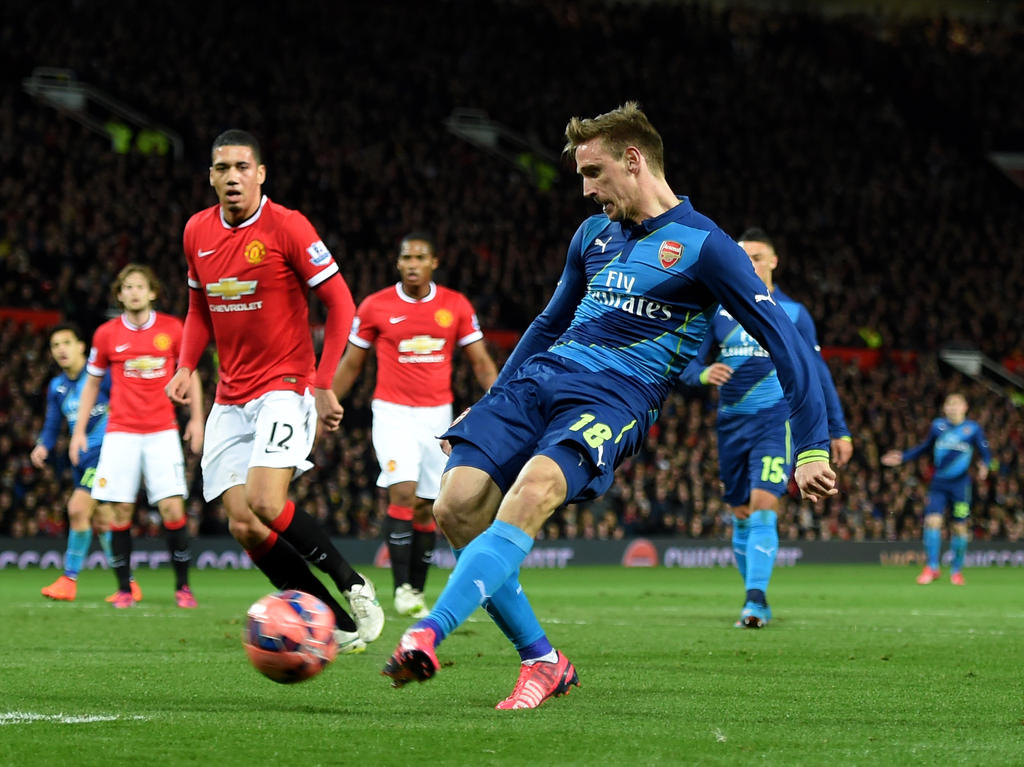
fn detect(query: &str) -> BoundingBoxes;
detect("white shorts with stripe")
[371,399,452,500]
[201,389,316,502]
[91,429,187,504]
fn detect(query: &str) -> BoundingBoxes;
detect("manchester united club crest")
[434,309,454,328]
[244,240,266,265]
[658,240,683,269]
[153,333,172,351]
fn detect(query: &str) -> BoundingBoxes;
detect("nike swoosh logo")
[388,316,407,324]
[198,248,216,257]
[115,344,130,352]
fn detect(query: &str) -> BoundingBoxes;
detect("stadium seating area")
[2,1,1021,541]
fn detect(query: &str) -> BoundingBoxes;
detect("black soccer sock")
[410,523,437,593]
[110,525,133,592]
[384,511,414,591]
[247,532,357,632]
[267,501,361,593]
[164,518,192,590]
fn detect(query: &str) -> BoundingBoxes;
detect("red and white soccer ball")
[243,590,338,684]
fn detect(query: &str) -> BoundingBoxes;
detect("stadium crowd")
[2,1,1022,542]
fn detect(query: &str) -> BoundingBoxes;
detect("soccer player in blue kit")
[32,324,123,601]
[382,102,838,708]
[882,392,991,586]
[681,228,853,628]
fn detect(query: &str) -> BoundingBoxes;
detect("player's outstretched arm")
[880,449,903,467]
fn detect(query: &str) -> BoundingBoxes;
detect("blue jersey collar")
[623,196,692,240]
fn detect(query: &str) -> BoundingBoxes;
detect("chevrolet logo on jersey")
[124,355,168,379]
[398,335,446,355]
[207,277,258,300]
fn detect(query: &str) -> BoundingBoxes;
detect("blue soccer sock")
[745,510,778,605]
[415,520,533,647]
[99,530,113,565]
[950,533,968,573]
[451,545,550,660]
[923,525,941,570]
[63,529,92,579]
[732,515,750,581]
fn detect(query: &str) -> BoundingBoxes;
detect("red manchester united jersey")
[183,195,340,404]
[350,282,484,407]
[86,312,181,433]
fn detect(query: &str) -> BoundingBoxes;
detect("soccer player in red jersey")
[165,129,383,652]
[332,233,497,617]
[69,264,204,608]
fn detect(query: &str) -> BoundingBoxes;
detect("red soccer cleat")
[495,651,580,710]
[109,590,136,609]
[950,571,966,586]
[42,575,77,601]
[106,579,143,603]
[381,627,439,688]
[916,566,940,585]
[175,585,198,608]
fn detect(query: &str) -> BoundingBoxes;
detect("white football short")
[371,399,452,500]
[201,389,316,502]
[91,429,187,504]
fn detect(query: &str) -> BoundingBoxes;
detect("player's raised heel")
[381,627,439,688]
[739,601,771,629]
[495,650,580,710]
[345,574,385,643]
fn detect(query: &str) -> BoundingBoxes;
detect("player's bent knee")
[228,515,268,549]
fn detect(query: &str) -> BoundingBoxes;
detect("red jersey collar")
[219,194,269,229]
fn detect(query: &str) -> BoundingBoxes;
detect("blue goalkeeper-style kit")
[681,287,849,504]
[903,418,991,520]
[37,369,111,490]
[445,198,830,501]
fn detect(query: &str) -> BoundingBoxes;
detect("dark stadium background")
[2,0,1022,549]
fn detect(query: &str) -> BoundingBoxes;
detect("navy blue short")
[716,413,792,506]
[443,354,658,503]
[925,478,972,519]
[73,444,102,492]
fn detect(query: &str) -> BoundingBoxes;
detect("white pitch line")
[0,712,147,726]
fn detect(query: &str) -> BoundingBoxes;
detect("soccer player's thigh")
[201,401,256,503]
[746,425,792,503]
[714,420,756,509]
[91,432,144,504]
[538,396,648,503]
[417,403,454,500]
[139,429,188,503]
[250,390,317,471]
[950,483,971,526]
[923,485,952,519]
[370,400,445,491]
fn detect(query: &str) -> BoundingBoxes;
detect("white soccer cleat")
[334,628,367,655]
[394,583,430,619]
[344,574,385,643]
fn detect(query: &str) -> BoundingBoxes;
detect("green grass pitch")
[1,564,1021,766]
